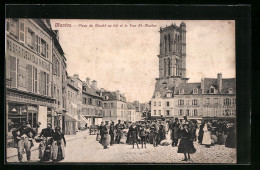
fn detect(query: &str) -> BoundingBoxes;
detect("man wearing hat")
[115,120,125,144]
[38,123,54,161]
[109,121,116,145]
[99,122,104,144]
[153,120,160,147]
[12,121,37,162]
[171,118,181,147]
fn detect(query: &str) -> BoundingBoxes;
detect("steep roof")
[175,83,202,95]
[221,78,236,93]
[153,81,174,98]
[127,102,136,110]
[82,83,102,98]
[102,91,117,100]
[203,78,236,94]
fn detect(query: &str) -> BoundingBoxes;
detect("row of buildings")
[150,22,236,120]
[5,19,148,147]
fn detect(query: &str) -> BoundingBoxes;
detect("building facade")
[6,19,58,146]
[81,78,103,127]
[51,29,67,131]
[102,90,127,122]
[151,22,236,120]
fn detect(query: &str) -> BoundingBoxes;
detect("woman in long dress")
[202,121,212,148]
[101,122,111,149]
[51,127,66,162]
[225,123,236,148]
[177,123,196,161]
[130,124,139,149]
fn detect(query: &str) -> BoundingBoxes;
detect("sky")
[50,20,235,103]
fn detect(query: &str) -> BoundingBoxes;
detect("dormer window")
[105,96,109,100]
[228,88,233,94]
[193,88,198,94]
[166,93,172,98]
[179,89,184,94]
[155,92,161,98]
[210,86,215,94]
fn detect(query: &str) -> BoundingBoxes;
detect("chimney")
[91,80,97,89]
[201,78,204,94]
[86,77,91,87]
[217,73,222,93]
[100,88,104,96]
[116,90,120,100]
[73,74,79,79]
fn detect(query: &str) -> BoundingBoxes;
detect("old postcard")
[5,19,236,163]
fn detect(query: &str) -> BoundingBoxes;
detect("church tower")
[152,22,189,99]
[158,22,187,78]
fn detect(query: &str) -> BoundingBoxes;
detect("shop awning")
[79,115,88,123]
[65,113,80,122]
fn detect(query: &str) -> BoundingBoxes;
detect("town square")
[5,18,236,163]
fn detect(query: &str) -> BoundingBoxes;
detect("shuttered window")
[39,71,44,95]
[26,64,32,92]
[19,20,25,43]
[33,67,37,93]
[46,73,49,96]
[46,43,49,58]
[9,56,17,87]
[37,36,41,54]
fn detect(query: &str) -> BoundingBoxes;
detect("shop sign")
[28,105,37,111]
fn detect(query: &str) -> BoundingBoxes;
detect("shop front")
[6,88,54,148]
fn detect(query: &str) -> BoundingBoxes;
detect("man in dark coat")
[115,120,125,144]
[12,121,37,162]
[38,123,54,161]
[99,122,104,144]
[153,120,160,147]
[109,121,115,145]
[171,118,181,147]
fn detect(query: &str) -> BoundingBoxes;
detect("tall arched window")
[164,36,167,54]
[168,58,171,76]
[164,59,167,76]
[168,34,171,53]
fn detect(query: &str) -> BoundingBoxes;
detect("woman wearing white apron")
[202,121,212,148]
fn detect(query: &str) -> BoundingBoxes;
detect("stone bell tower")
[158,22,187,79]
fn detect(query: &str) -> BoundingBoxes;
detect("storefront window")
[8,103,27,132]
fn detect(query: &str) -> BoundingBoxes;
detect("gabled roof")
[153,82,174,98]
[127,102,136,110]
[82,83,102,98]
[203,78,218,93]
[175,83,202,95]
[203,78,236,94]
[221,78,236,94]
[102,91,117,100]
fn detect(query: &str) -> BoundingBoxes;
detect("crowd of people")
[96,116,236,161]
[12,121,66,163]
[11,116,236,163]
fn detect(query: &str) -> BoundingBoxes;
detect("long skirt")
[177,138,196,154]
[202,131,211,145]
[38,138,52,161]
[149,132,154,144]
[51,140,65,161]
[218,132,226,145]
[225,132,236,148]
[102,134,111,147]
[198,131,204,143]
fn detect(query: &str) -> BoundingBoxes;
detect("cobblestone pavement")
[7,133,236,164]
